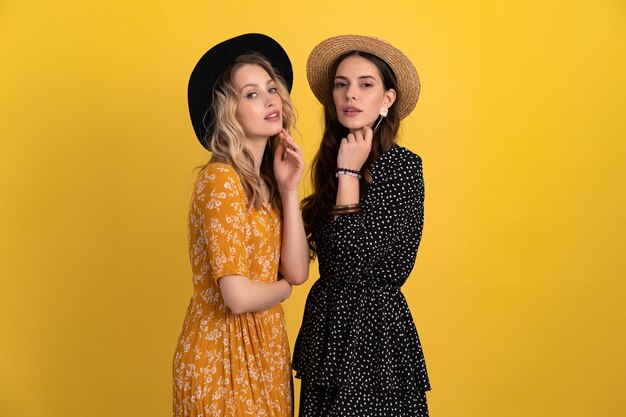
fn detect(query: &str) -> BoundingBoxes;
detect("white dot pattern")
[293,146,430,416]
[300,380,429,417]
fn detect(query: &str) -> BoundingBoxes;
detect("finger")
[274,139,285,159]
[365,126,374,146]
[279,128,301,155]
[354,129,364,142]
[347,133,356,143]
[362,126,373,145]
[281,142,288,160]
[282,132,300,148]
[280,128,294,142]
[283,147,305,165]
[290,141,303,155]
[281,132,302,153]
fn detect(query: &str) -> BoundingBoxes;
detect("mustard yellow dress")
[173,163,292,417]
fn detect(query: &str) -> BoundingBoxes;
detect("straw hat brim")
[188,33,293,149]
[306,35,419,120]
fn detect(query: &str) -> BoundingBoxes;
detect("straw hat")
[306,35,419,120]
[188,33,293,149]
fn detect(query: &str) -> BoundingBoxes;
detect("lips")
[342,106,362,116]
[265,111,281,121]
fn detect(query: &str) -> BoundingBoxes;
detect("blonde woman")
[173,34,309,417]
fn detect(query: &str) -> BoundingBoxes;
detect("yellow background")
[1,0,625,416]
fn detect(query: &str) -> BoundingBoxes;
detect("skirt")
[299,379,429,417]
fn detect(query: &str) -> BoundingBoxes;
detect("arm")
[219,275,292,314]
[335,127,373,207]
[279,189,309,284]
[333,148,424,277]
[201,164,294,314]
[274,129,309,285]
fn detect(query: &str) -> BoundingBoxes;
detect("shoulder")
[201,162,235,178]
[374,146,423,178]
[196,162,245,197]
[200,163,240,186]
[390,146,422,166]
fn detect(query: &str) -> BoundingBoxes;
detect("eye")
[361,82,373,88]
[334,81,347,88]
[246,91,258,99]
[268,87,278,94]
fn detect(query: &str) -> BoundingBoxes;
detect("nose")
[266,95,276,107]
[345,86,357,101]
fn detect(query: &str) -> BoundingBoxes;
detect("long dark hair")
[301,51,401,254]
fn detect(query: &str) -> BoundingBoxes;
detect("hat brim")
[306,35,419,120]
[188,33,293,149]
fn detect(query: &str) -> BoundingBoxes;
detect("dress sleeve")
[199,165,250,283]
[331,151,424,278]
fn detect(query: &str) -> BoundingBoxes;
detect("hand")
[336,126,372,171]
[273,129,305,193]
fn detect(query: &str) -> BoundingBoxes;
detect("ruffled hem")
[298,379,429,417]
[292,279,431,392]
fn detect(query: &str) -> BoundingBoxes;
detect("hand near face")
[273,129,305,193]
[336,126,373,171]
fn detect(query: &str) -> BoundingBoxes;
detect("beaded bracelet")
[335,167,362,180]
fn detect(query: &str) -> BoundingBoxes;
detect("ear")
[383,88,397,109]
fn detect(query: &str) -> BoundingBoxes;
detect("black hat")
[188,33,293,149]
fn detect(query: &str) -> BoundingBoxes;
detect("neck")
[244,136,270,174]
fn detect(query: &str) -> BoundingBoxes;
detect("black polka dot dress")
[293,146,431,417]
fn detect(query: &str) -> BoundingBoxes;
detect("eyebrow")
[239,78,275,93]
[334,75,377,81]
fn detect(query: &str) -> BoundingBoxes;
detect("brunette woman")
[293,35,431,417]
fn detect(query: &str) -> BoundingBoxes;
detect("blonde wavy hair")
[201,53,296,212]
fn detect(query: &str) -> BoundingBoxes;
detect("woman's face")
[232,64,283,140]
[332,55,396,132]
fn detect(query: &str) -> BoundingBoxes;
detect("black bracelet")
[335,167,362,179]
